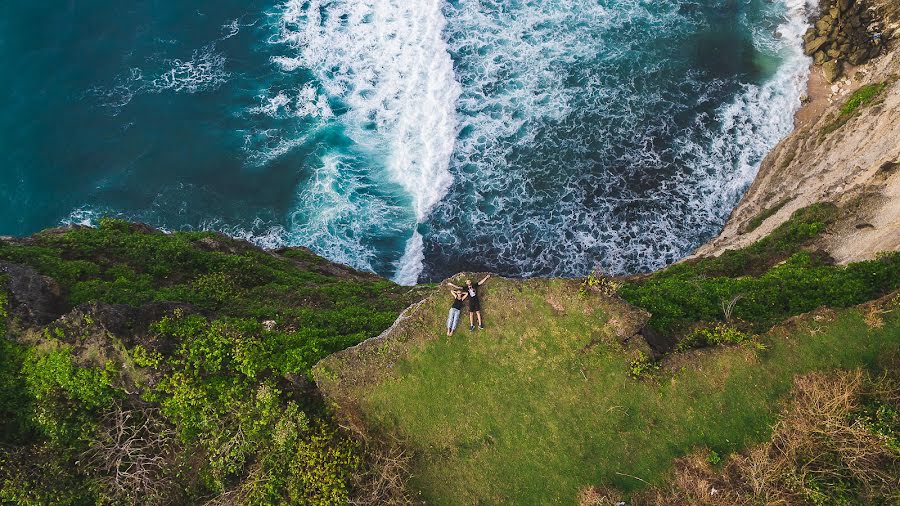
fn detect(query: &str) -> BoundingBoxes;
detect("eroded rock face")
[1,261,67,326]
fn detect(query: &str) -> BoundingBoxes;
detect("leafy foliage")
[0,221,418,504]
[579,270,621,298]
[628,351,660,379]
[676,324,752,352]
[620,204,900,339]
[743,199,789,234]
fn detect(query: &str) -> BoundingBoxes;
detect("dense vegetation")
[0,220,419,505]
[620,203,900,341]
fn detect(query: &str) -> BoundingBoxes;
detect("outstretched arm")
[478,274,491,286]
[447,282,462,289]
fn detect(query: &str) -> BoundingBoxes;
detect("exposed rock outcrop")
[1,261,67,326]
[803,0,888,82]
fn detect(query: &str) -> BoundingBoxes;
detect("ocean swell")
[269,0,461,284]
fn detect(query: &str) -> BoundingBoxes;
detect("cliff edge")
[696,0,900,263]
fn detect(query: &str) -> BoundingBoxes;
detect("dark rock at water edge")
[1,261,67,326]
[803,0,888,82]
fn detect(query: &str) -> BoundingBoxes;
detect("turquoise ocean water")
[0,0,816,283]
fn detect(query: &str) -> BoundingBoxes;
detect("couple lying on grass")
[446,274,491,335]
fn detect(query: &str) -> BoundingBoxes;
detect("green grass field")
[315,279,900,504]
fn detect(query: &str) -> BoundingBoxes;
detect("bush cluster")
[0,221,416,504]
[675,324,752,352]
[620,204,900,341]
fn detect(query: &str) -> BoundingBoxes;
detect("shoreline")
[795,60,864,128]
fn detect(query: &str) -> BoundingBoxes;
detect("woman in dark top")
[446,290,467,336]
[449,274,491,331]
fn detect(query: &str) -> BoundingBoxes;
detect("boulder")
[822,60,843,83]
[827,48,843,59]
[1,261,67,326]
[816,17,834,33]
[815,50,828,64]
[805,36,830,55]
[804,27,817,43]
[838,0,852,12]
[848,47,870,65]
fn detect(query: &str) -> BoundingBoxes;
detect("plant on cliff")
[823,80,891,135]
[620,204,900,340]
[0,221,418,504]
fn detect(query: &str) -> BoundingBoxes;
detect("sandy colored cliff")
[696,0,900,263]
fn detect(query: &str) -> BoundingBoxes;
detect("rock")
[804,27,817,42]
[829,7,839,19]
[848,47,870,65]
[827,48,843,59]
[849,15,861,28]
[839,43,852,54]
[838,0,852,12]
[823,60,843,83]
[815,50,828,64]
[1,261,67,326]
[816,17,833,34]
[805,36,830,55]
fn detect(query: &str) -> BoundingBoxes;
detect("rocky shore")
[803,0,889,82]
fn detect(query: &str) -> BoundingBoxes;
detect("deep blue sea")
[0,0,815,284]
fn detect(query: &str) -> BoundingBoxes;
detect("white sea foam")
[287,154,411,273]
[419,0,816,278]
[151,44,229,93]
[681,0,815,209]
[269,0,461,284]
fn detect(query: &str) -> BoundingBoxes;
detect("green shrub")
[744,199,789,233]
[21,347,117,445]
[620,204,900,337]
[629,351,660,379]
[676,324,752,352]
[579,270,621,298]
[823,81,890,135]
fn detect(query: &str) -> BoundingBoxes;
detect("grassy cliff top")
[315,278,899,504]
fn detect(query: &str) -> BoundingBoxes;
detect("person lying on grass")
[446,290,468,336]
[449,274,491,331]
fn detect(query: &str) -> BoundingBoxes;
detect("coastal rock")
[805,36,830,55]
[849,48,870,64]
[816,17,833,33]
[1,261,67,326]
[815,50,828,64]
[822,60,843,83]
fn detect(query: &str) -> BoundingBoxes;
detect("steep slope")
[695,0,900,263]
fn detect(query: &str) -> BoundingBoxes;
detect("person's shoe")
[479,324,485,330]
[470,325,476,331]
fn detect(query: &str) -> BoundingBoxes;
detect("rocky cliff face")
[696,0,900,263]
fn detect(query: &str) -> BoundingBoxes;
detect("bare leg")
[476,311,483,327]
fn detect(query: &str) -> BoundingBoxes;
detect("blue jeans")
[447,308,461,333]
